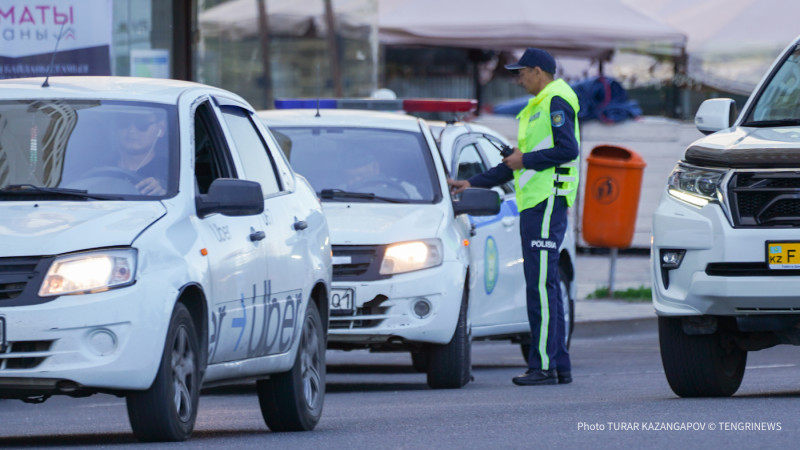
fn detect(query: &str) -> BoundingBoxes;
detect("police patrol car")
[0,77,331,441]
[259,99,576,388]
[652,35,800,397]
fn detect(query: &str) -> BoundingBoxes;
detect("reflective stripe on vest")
[513,79,581,210]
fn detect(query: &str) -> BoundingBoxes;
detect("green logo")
[484,237,499,294]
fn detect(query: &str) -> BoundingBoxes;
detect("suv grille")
[332,245,389,281]
[0,340,54,370]
[728,172,800,227]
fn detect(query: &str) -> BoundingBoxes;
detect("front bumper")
[652,193,800,316]
[328,261,466,346]
[0,280,174,395]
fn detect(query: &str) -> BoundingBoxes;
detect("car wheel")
[659,316,746,397]
[410,348,429,373]
[257,300,325,431]
[426,288,471,389]
[126,303,200,442]
[519,266,574,363]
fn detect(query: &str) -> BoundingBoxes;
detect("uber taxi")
[259,99,576,388]
[0,77,331,441]
[652,35,800,397]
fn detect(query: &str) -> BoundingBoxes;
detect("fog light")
[88,329,117,356]
[660,249,686,269]
[412,298,432,318]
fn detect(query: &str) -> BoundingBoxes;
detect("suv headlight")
[39,248,137,297]
[667,163,726,207]
[380,239,443,275]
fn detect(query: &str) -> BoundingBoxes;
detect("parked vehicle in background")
[0,77,331,441]
[259,99,576,388]
[652,35,800,397]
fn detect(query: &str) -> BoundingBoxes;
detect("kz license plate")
[0,317,5,353]
[767,242,800,269]
[330,288,355,314]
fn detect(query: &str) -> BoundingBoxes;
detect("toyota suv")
[652,35,800,397]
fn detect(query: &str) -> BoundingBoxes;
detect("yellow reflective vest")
[514,79,581,210]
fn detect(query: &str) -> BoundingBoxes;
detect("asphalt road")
[1,327,798,449]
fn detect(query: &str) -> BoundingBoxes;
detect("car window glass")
[218,105,281,196]
[194,101,236,194]
[750,46,800,122]
[0,100,177,199]
[272,126,439,203]
[455,144,487,181]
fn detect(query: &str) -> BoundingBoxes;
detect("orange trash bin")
[581,145,646,248]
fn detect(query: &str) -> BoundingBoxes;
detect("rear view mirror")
[695,98,737,135]
[196,178,264,218]
[453,188,501,216]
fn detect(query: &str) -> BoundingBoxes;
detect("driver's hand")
[447,178,470,195]
[136,177,166,196]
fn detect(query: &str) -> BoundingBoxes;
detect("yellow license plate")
[767,242,800,269]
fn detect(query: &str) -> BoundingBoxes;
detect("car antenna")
[315,63,322,117]
[42,22,67,88]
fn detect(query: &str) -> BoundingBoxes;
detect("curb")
[573,316,657,339]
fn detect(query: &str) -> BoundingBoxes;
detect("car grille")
[332,245,389,281]
[0,340,54,370]
[728,171,800,227]
[0,257,43,301]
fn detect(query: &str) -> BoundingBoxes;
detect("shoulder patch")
[550,110,565,128]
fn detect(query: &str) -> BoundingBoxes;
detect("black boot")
[512,369,557,386]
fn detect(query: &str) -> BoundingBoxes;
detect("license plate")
[331,288,355,315]
[0,317,5,353]
[767,241,800,269]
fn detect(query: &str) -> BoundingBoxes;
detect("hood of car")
[322,202,444,245]
[0,202,166,256]
[684,126,800,168]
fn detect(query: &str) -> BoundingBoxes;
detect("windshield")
[745,45,800,125]
[271,126,440,203]
[0,100,178,200]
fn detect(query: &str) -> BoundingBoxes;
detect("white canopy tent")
[622,0,800,95]
[378,0,687,60]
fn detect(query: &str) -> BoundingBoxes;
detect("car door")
[213,99,308,361]
[452,134,527,332]
[189,99,270,364]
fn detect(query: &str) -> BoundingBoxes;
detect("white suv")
[652,36,800,397]
[260,100,576,388]
[0,77,331,441]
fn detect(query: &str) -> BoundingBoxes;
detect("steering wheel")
[349,178,410,199]
[64,166,144,195]
[82,166,144,184]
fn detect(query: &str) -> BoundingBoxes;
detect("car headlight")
[379,239,443,275]
[39,248,137,297]
[667,163,726,207]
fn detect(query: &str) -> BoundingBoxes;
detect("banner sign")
[0,1,113,79]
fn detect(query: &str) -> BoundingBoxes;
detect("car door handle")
[293,220,308,231]
[249,230,266,241]
[502,217,515,227]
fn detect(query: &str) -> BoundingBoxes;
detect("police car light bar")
[274,98,477,113]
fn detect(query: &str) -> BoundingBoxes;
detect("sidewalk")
[572,252,657,337]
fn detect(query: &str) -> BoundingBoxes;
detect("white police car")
[652,35,800,397]
[0,77,331,441]
[259,99,576,388]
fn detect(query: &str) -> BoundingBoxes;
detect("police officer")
[448,48,580,386]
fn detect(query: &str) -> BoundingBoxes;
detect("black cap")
[505,48,556,74]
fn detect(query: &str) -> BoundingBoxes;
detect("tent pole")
[256,0,273,109]
[324,0,343,97]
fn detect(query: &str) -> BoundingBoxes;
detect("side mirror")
[196,178,264,218]
[453,188,501,216]
[695,98,737,135]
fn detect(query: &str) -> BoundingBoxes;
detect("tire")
[410,348,429,373]
[257,300,325,431]
[126,303,200,442]
[658,316,747,397]
[520,266,574,363]
[426,288,471,389]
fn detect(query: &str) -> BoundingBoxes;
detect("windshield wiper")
[742,119,800,127]
[0,184,123,200]
[319,188,406,203]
